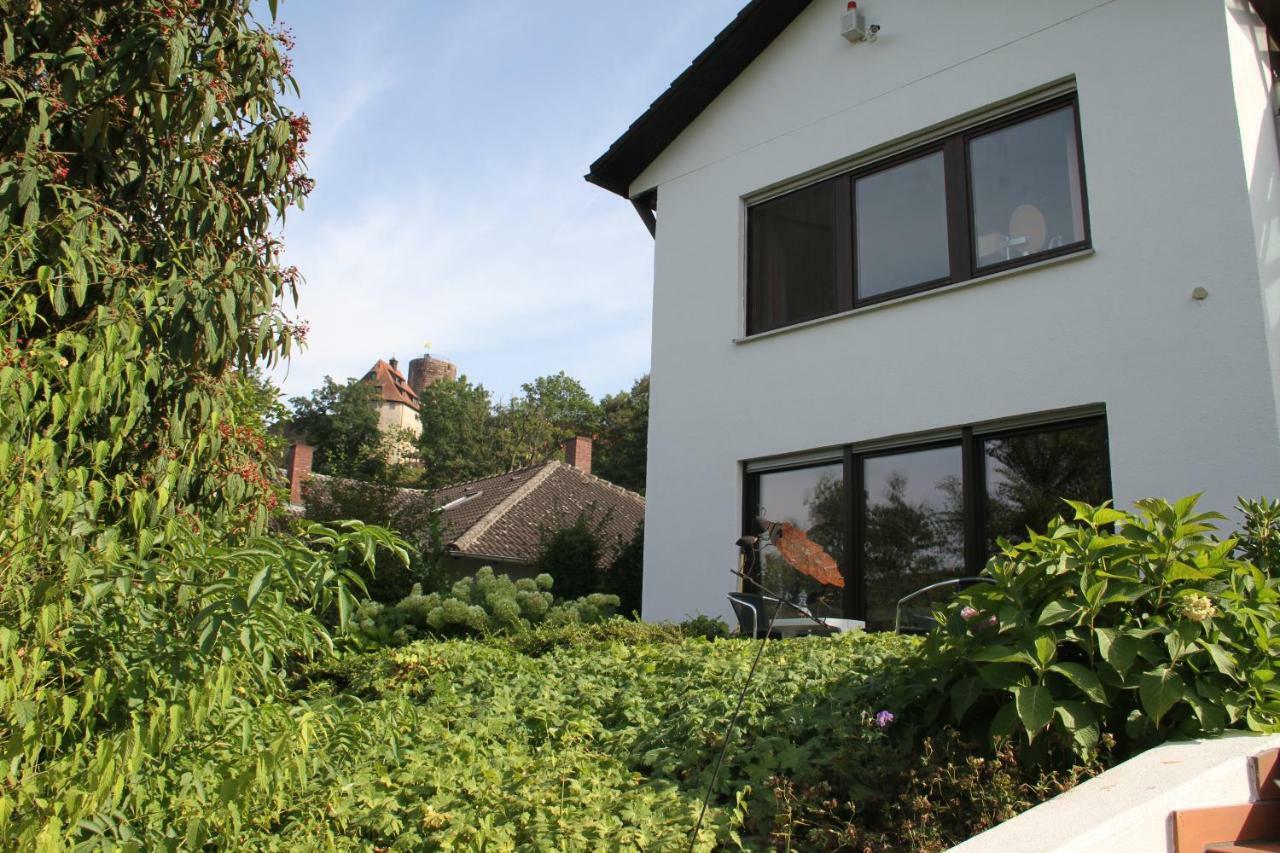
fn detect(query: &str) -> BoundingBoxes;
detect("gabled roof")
[585,0,812,199]
[588,0,1280,201]
[363,359,420,411]
[433,461,645,566]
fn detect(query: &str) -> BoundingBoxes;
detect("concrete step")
[1204,843,1280,852]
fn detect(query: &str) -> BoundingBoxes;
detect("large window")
[746,96,1089,335]
[744,415,1111,628]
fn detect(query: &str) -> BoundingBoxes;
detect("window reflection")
[753,463,845,617]
[862,446,964,630]
[983,421,1111,552]
[748,179,839,334]
[856,151,949,299]
[969,106,1085,269]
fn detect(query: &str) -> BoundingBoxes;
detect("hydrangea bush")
[350,566,621,645]
[922,496,1280,762]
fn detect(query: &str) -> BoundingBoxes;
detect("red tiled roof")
[433,461,645,566]
[363,359,420,411]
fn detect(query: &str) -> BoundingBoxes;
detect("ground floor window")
[745,415,1111,629]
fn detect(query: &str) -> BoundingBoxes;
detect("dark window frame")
[742,412,1110,623]
[746,94,1090,335]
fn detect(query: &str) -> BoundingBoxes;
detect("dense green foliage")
[535,512,606,600]
[291,627,1100,850]
[605,521,644,616]
[416,373,498,490]
[289,376,386,478]
[0,1,408,845]
[595,373,648,493]
[303,474,447,604]
[415,370,647,490]
[924,497,1280,763]
[350,566,620,646]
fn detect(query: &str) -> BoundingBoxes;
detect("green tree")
[603,521,644,617]
[290,375,385,478]
[417,374,500,489]
[0,1,403,844]
[303,476,446,603]
[492,371,600,471]
[595,374,648,492]
[535,513,606,601]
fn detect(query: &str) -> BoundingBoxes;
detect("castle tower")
[407,354,458,395]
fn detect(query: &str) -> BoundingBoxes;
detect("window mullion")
[962,427,983,574]
[845,447,864,621]
[944,135,973,284]
[836,175,854,312]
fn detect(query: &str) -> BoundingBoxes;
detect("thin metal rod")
[688,549,781,851]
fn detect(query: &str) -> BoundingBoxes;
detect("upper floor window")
[746,95,1089,335]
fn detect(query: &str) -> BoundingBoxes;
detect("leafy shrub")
[535,512,606,600]
[923,496,1280,763]
[0,2,425,845]
[1237,496,1280,572]
[304,474,448,604]
[294,630,923,848]
[768,728,1110,851]
[350,566,620,645]
[604,520,644,616]
[679,613,733,640]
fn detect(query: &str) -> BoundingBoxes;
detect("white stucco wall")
[637,0,1280,622]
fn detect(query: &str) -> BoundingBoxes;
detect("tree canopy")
[594,374,648,493]
[289,375,385,478]
[0,1,402,844]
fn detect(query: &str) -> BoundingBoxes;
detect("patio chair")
[726,592,783,639]
[893,577,996,634]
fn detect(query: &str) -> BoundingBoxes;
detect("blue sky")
[266,0,744,403]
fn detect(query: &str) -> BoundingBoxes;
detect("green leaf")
[1049,662,1107,704]
[970,645,1036,666]
[1013,684,1054,738]
[1139,667,1185,726]
[977,663,1031,690]
[1054,700,1100,749]
[1200,641,1238,678]
[1033,633,1058,669]
[990,700,1019,741]
[1037,599,1081,627]
[1097,628,1137,674]
[951,677,984,721]
[246,566,270,608]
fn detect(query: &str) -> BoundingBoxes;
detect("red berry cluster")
[284,114,310,171]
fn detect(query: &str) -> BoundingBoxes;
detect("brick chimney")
[285,442,314,506]
[561,436,592,475]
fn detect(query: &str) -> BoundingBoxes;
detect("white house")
[587,0,1280,625]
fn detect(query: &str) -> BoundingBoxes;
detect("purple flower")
[960,606,979,620]
[874,710,895,729]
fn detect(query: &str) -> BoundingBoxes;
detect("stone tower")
[407,354,458,395]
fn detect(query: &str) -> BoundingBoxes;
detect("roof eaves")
[585,0,812,199]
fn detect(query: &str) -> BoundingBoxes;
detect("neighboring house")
[361,354,457,464]
[587,1,1280,625]
[362,357,422,441]
[285,436,645,579]
[433,437,645,578]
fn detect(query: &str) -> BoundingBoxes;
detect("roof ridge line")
[431,463,542,494]
[557,461,646,503]
[452,461,558,551]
